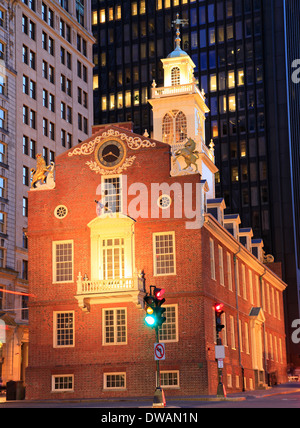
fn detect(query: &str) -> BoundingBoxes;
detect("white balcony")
[151,82,203,99]
[75,272,145,311]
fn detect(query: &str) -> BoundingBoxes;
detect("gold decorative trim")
[68,136,102,157]
[86,156,136,175]
[68,129,156,158]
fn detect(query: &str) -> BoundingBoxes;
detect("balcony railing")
[151,82,204,99]
[76,272,145,296]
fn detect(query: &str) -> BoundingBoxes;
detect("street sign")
[217,359,224,369]
[154,343,165,361]
[215,345,225,360]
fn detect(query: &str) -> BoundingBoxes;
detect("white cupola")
[149,15,218,199]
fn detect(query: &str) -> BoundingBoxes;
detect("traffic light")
[214,303,225,333]
[154,288,166,327]
[144,287,166,329]
[144,294,157,327]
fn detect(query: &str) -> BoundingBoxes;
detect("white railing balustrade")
[151,83,203,99]
[76,272,144,295]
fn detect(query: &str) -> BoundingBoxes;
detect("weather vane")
[172,14,189,48]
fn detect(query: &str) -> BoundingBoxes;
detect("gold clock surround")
[94,137,127,170]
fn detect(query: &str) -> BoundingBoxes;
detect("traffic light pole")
[153,325,166,408]
[216,332,226,398]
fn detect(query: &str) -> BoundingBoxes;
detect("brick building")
[26,31,287,399]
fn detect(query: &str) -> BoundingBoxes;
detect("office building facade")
[0,0,94,387]
[92,0,300,366]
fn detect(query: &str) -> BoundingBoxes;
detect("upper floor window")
[162,110,187,145]
[101,176,122,214]
[171,67,180,86]
[102,238,125,280]
[52,240,73,283]
[0,9,5,29]
[0,41,5,61]
[153,232,176,276]
[76,0,84,26]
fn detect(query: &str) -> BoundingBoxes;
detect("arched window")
[171,67,180,86]
[162,110,187,144]
[162,113,174,144]
[175,111,187,143]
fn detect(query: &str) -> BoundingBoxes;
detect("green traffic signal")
[144,287,167,329]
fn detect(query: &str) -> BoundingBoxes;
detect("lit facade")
[26,40,287,399]
[92,0,300,368]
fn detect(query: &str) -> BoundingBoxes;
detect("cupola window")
[162,110,187,145]
[171,67,180,86]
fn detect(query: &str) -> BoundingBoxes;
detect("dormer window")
[171,67,180,86]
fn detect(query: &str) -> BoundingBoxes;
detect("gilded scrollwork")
[86,156,136,175]
[68,129,156,158]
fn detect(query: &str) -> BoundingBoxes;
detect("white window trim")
[227,252,233,291]
[159,304,178,343]
[210,238,216,280]
[103,372,126,390]
[153,231,176,276]
[52,240,74,284]
[51,374,74,392]
[218,245,224,286]
[160,370,180,389]
[100,174,123,215]
[53,310,75,348]
[102,307,127,346]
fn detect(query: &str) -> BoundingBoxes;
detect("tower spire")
[172,14,188,50]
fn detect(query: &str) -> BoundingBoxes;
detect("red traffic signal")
[154,288,165,301]
[214,303,224,314]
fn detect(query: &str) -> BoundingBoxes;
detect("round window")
[54,205,68,219]
[157,195,172,210]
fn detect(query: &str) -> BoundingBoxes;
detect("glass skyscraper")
[92,0,300,366]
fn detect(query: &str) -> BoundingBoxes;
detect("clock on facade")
[95,138,126,170]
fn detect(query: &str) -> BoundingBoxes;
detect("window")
[0,108,6,130]
[227,252,232,291]
[162,110,187,145]
[54,311,74,347]
[171,67,180,86]
[0,211,6,234]
[159,305,177,342]
[103,308,126,345]
[102,176,122,213]
[23,197,28,216]
[160,371,179,388]
[104,373,126,390]
[21,294,28,320]
[0,141,6,164]
[0,9,5,28]
[210,238,215,280]
[102,238,124,280]
[153,232,176,276]
[53,241,73,283]
[218,245,224,286]
[52,375,74,392]
[230,315,236,349]
[23,166,29,186]
[0,176,6,199]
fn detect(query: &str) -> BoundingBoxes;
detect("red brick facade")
[26,125,287,400]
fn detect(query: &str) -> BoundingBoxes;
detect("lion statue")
[30,154,52,189]
[173,138,200,172]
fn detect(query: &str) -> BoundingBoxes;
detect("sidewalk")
[0,382,299,405]
[228,381,300,399]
